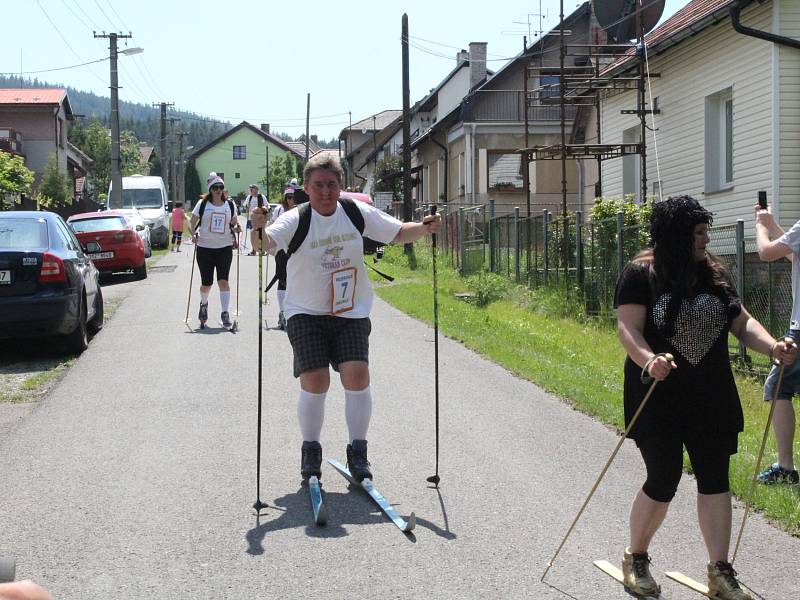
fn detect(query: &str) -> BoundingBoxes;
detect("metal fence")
[436,201,793,375]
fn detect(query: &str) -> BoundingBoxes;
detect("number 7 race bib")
[330,267,357,314]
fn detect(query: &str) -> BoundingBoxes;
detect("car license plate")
[0,270,10,284]
[88,251,114,260]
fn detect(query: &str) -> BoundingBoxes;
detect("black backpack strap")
[338,197,365,235]
[194,199,207,233]
[287,202,312,257]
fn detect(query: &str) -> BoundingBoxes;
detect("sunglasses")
[210,185,224,191]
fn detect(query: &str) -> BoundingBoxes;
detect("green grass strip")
[374,244,800,535]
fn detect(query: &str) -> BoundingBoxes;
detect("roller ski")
[301,442,327,526]
[666,562,753,600]
[594,550,664,599]
[198,301,208,329]
[328,440,415,533]
[220,311,238,333]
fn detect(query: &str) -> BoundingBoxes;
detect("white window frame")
[704,87,734,193]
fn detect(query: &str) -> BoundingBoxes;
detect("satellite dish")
[593,0,666,43]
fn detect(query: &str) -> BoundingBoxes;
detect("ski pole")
[426,205,441,487]
[184,239,198,325]
[253,228,268,513]
[731,337,794,565]
[235,231,241,316]
[541,354,674,583]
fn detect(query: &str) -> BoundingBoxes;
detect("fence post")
[514,207,521,282]
[441,205,448,261]
[489,199,496,272]
[543,209,549,285]
[736,219,747,362]
[576,210,584,289]
[458,207,466,275]
[616,211,624,279]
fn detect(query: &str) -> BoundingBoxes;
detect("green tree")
[36,152,72,209]
[260,152,300,202]
[120,131,148,176]
[374,156,402,199]
[185,160,201,205]
[0,151,35,209]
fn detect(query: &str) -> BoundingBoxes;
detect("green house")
[189,121,303,200]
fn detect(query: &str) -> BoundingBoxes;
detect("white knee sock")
[200,291,209,304]
[298,390,326,442]
[220,290,230,312]
[345,386,372,443]
[277,290,286,311]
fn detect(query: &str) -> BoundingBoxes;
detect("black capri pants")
[637,431,736,502]
[196,246,233,287]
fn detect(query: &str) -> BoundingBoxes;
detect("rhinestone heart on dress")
[653,293,726,366]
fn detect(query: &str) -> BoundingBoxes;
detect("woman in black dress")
[615,196,795,600]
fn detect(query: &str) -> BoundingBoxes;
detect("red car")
[67,211,147,279]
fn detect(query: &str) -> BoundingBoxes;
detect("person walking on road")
[270,187,297,330]
[171,201,188,252]
[614,196,796,600]
[250,155,440,483]
[244,184,269,256]
[755,205,800,485]
[190,173,241,328]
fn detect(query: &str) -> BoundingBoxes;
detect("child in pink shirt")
[171,202,187,252]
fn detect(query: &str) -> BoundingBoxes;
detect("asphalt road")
[0,247,797,600]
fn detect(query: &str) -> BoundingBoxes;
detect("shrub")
[465,271,509,307]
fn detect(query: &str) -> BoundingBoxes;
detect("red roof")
[600,0,735,75]
[0,88,68,105]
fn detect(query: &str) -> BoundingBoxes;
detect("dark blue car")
[0,211,103,354]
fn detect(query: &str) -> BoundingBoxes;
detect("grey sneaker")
[622,548,660,597]
[707,561,752,600]
[221,311,232,328]
[346,439,372,482]
[301,441,322,480]
[198,302,208,324]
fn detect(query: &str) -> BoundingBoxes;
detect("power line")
[0,56,109,76]
[35,0,107,85]
[69,0,103,30]
[134,55,165,99]
[92,0,119,29]
[59,0,93,32]
[406,35,509,59]
[104,0,129,31]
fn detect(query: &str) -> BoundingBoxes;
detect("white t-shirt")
[779,221,800,329]
[266,201,402,319]
[192,200,236,249]
[245,194,268,219]
[270,204,285,224]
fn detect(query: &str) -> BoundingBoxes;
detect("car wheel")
[87,286,104,335]
[65,295,89,354]
[145,242,152,258]
[134,261,147,280]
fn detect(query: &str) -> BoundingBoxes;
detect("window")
[705,88,734,192]
[539,76,560,99]
[233,145,246,160]
[235,172,240,179]
[216,172,225,182]
[488,152,524,190]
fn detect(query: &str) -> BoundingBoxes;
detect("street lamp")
[95,30,144,208]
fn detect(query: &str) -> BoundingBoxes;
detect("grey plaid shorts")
[286,314,371,378]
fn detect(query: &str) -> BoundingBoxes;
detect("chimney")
[260,123,270,134]
[456,49,469,64]
[468,42,487,89]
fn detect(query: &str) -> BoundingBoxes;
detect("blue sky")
[5,1,687,141]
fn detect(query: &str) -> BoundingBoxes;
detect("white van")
[107,175,169,248]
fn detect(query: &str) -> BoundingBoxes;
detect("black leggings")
[196,246,233,287]
[637,432,735,502]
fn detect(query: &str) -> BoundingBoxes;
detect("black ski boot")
[346,439,372,482]
[301,441,322,480]
[221,311,232,328]
[198,301,208,328]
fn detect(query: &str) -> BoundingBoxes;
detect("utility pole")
[95,31,132,209]
[152,101,174,194]
[177,131,188,206]
[401,13,413,253]
[305,93,310,164]
[167,117,180,207]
